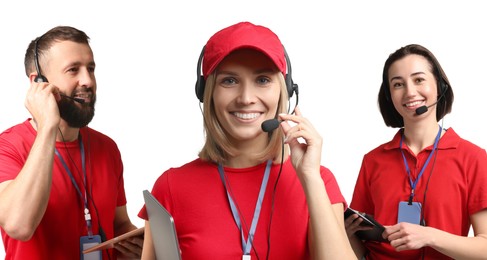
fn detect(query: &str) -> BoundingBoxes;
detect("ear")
[29,72,48,83]
[28,73,38,83]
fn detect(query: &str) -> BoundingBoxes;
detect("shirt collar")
[383,127,460,151]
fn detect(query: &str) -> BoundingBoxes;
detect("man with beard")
[0,26,142,260]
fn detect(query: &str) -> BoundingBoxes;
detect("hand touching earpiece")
[25,81,61,130]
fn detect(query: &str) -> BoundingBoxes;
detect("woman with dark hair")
[346,44,487,259]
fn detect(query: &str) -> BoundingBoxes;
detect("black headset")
[33,36,48,83]
[194,45,299,103]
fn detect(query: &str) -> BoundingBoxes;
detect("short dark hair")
[378,44,454,128]
[24,26,90,77]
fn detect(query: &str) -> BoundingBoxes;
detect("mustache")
[60,94,85,104]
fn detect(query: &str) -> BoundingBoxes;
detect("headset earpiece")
[438,78,448,95]
[195,46,206,103]
[283,47,298,99]
[34,74,48,83]
[34,36,48,83]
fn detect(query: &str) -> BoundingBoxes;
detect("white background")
[1,0,486,257]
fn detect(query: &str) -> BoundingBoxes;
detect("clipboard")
[344,208,388,242]
[82,227,144,254]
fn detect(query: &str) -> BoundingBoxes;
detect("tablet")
[143,190,182,260]
[344,208,387,242]
[82,227,144,254]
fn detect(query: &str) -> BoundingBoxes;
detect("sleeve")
[320,165,347,208]
[467,148,487,214]
[0,135,24,183]
[138,170,171,220]
[350,156,375,214]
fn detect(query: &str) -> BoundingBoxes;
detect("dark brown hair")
[378,44,454,128]
[24,26,90,77]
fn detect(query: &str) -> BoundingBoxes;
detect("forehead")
[388,54,432,78]
[45,40,94,64]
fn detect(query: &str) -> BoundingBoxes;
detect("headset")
[33,36,48,83]
[33,36,86,104]
[195,45,299,103]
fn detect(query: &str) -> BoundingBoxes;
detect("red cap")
[202,22,286,79]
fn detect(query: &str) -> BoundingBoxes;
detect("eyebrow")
[390,71,426,82]
[63,61,96,69]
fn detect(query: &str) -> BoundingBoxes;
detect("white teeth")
[74,93,91,100]
[405,101,423,107]
[233,112,259,119]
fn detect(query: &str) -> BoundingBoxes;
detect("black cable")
[420,96,447,260]
[85,131,112,260]
[265,137,285,260]
[419,146,438,260]
[265,92,298,259]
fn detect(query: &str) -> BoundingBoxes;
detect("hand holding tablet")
[344,208,388,242]
[82,227,144,254]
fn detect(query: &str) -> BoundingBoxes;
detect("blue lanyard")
[218,160,272,257]
[399,125,441,204]
[54,135,93,237]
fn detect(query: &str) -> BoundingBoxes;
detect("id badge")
[80,235,102,260]
[397,201,421,225]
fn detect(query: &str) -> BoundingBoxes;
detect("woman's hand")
[278,106,322,181]
[384,222,431,251]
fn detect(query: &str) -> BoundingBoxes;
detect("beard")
[58,94,96,128]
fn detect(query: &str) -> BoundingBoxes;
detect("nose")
[79,67,96,90]
[404,80,418,97]
[236,81,257,105]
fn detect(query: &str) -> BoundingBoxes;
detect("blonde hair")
[198,73,289,164]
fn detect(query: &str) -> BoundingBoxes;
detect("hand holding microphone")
[264,107,323,179]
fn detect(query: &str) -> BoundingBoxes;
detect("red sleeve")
[467,148,487,214]
[138,169,172,220]
[350,156,375,214]
[320,165,347,208]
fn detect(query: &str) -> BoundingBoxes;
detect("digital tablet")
[344,208,388,242]
[82,227,144,254]
[143,190,182,260]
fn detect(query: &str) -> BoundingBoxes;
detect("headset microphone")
[60,94,86,104]
[415,103,434,116]
[415,82,448,116]
[262,119,281,132]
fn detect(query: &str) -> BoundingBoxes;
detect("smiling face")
[42,40,97,127]
[212,49,282,147]
[388,54,438,125]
